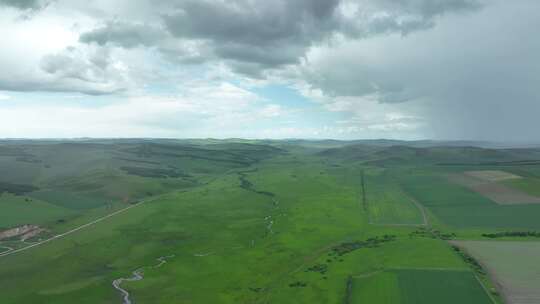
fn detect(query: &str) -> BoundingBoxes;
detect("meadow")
[1,139,540,303]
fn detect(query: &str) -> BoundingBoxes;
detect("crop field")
[503,177,540,197]
[2,139,540,303]
[350,271,400,303]
[402,173,540,229]
[465,170,522,182]
[350,269,492,304]
[364,170,425,226]
[453,241,540,304]
[448,172,540,205]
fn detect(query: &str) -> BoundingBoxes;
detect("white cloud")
[0,92,10,100]
[0,82,273,138]
[258,104,284,118]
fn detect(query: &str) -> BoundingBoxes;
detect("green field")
[351,271,401,304]
[2,139,540,303]
[365,170,424,226]
[0,193,73,228]
[351,269,492,304]
[402,174,540,229]
[504,177,540,197]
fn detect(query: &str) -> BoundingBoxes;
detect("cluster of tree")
[0,182,39,196]
[410,228,456,240]
[306,263,328,274]
[452,246,485,275]
[120,166,190,178]
[238,171,275,197]
[482,231,540,238]
[331,235,396,257]
[248,287,263,293]
[288,281,307,288]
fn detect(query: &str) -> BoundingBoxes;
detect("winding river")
[112,255,175,304]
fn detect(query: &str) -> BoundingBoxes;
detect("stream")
[112,255,175,304]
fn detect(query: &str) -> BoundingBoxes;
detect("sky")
[0,0,539,141]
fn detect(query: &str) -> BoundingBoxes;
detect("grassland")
[0,193,73,228]
[2,139,540,303]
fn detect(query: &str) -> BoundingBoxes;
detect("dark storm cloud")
[75,0,481,74]
[306,0,540,142]
[161,0,340,67]
[376,0,481,17]
[163,0,339,46]
[341,0,482,38]
[79,21,167,48]
[160,0,481,69]
[0,0,52,11]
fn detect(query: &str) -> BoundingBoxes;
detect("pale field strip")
[448,171,540,205]
[465,170,522,182]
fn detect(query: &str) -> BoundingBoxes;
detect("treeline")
[437,159,540,166]
[452,246,485,275]
[120,166,191,178]
[331,235,396,257]
[482,231,540,238]
[410,228,456,240]
[0,182,39,195]
[237,170,275,197]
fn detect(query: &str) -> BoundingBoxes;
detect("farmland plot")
[351,269,493,304]
[454,241,540,304]
[449,172,540,205]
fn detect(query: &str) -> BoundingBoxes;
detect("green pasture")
[3,140,540,303]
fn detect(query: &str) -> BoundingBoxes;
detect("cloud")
[296,0,540,141]
[79,21,167,48]
[0,0,484,95]
[0,81,265,137]
[0,0,49,10]
[73,0,481,78]
[0,92,10,100]
[258,104,284,118]
[1,0,539,142]
[38,46,131,94]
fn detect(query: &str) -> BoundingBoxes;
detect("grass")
[396,269,492,304]
[29,190,108,210]
[350,269,492,304]
[365,170,424,226]
[351,271,400,304]
[2,140,540,303]
[0,193,73,228]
